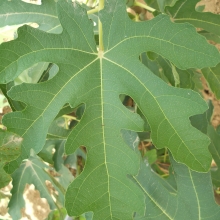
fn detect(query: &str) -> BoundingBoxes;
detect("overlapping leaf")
[46,208,67,220]
[202,63,220,100]
[199,30,220,44]
[0,0,59,33]
[134,155,220,220]
[208,124,220,187]
[0,0,220,218]
[166,0,220,36]
[125,124,220,220]
[141,52,196,89]
[8,151,73,219]
[190,101,220,188]
[0,0,98,35]
[47,117,70,140]
[0,131,21,188]
[144,0,177,13]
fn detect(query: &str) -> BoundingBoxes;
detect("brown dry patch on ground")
[0,184,12,219]
[128,0,154,20]
[0,106,11,128]
[0,183,51,220]
[202,78,220,127]
[196,0,220,127]
[211,98,220,127]
[21,184,51,220]
[198,0,220,14]
[198,0,220,50]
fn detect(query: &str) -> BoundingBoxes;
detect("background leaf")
[208,124,220,187]
[8,151,71,220]
[190,101,220,187]
[202,63,220,100]
[166,0,220,36]
[0,0,60,33]
[134,155,220,220]
[144,0,178,13]
[0,131,21,188]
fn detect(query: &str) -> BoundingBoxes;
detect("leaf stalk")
[0,125,6,130]
[134,1,156,13]
[63,115,79,122]
[98,0,104,51]
[87,7,99,15]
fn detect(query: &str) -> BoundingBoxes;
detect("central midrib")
[100,55,113,219]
